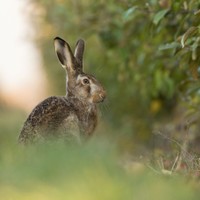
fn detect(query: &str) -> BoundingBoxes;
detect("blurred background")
[0,0,47,110]
[1,0,200,199]
[1,0,200,153]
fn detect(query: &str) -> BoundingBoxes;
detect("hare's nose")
[99,90,106,101]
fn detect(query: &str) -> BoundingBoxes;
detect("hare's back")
[19,96,76,144]
[26,96,72,126]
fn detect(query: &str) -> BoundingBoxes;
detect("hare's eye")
[83,78,90,85]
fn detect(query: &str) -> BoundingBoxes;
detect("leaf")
[153,9,169,25]
[159,42,180,51]
[191,37,200,60]
[181,26,198,48]
[190,61,199,80]
[123,6,138,21]
[194,9,200,15]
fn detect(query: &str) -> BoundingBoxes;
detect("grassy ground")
[0,108,200,200]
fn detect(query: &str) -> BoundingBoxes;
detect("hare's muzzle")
[91,89,106,103]
[99,90,106,102]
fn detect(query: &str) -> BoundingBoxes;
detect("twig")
[145,163,161,174]
[171,153,181,172]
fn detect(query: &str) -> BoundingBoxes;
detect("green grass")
[0,109,199,200]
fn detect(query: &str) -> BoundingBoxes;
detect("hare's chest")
[61,104,97,139]
[78,107,97,136]
[63,114,79,130]
[60,114,81,142]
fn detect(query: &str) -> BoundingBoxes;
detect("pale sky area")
[0,0,46,111]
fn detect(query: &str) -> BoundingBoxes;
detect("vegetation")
[0,110,199,200]
[1,0,200,199]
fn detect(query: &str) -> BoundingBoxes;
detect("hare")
[18,37,106,144]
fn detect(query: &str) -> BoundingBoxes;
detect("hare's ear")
[54,37,75,72]
[74,39,85,69]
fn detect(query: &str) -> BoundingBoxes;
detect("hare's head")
[54,37,106,104]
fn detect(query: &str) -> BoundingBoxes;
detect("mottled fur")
[18,37,105,144]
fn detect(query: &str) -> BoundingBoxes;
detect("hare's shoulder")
[27,96,71,121]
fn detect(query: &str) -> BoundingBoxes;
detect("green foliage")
[0,99,200,200]
[0,108,25,147]
[153,9,169,25]
[0,121,199,200]
[31,0,200,140]
[2,2,200,197]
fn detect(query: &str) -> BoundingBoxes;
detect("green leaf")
[190,61,199,80]
[153,9,169,25]
[123,6,138,21]
[159,42,180,51]
[181,26,198,48]
[191,37,200,60]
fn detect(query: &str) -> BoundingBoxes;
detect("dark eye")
[83,78,90,85]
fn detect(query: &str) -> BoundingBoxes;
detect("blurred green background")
[1,0,200,199]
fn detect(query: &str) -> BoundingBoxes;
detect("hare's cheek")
[78,86,90,98]
[79,90,88,98]
[86,85,91,95]
[83,85,91,98]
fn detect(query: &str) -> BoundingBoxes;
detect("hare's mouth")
[92,93,106,103]
[99,96,106,103]
[96,98,105,103]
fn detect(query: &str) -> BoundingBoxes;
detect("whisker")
[99,98,110,116]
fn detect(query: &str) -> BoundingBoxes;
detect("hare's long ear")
[74,39,85,69]
[54,37,75,73]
